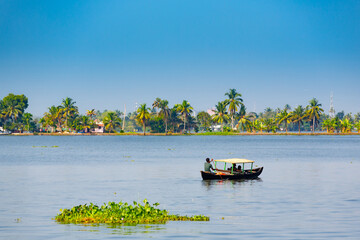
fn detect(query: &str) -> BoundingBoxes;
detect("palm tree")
[168,108,182,133]
[186,115,198,133]
[224,89,243,130]
[175,100,193,133]
[354,121,360,133]
[261,118,277,133]
[22,113,33,131]
[354,113,360,122]
[212,101,229,132]
[43,105,63,132]
[276,109,291,133]
[159,100,171,133]
[284,104,291,111]
[61,97,78,130]
[2,99,22,122]
[103,112,122,133]
[86,109,96,120]
[263,107,275,119]
[152,98,162,115]
[340,119,353,133]
[344,113,353,122]
[331,117,341,133]
[322,119,333,133]
[80,115,94,133]
[306,98,324,133]
[236,105,252,132]
[68,116,81,132]
[253,119,265,133]
[290,105,306,134]
[136,104,151,135]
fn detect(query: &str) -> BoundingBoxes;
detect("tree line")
[1,90,360,134]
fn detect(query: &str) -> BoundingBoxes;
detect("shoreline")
[4,132,360,136]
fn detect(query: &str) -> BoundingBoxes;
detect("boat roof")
[215,158,254,164]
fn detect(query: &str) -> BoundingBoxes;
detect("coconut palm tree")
[152,98,162,115]
[284,104,291,111]
[344,113,353,121]
[167,108,182,133]
[212,101,229,132]
[159,100,171,133]
[86,109,96,120]
[306,98,324,133]
[61,97,78,130]
[261,118,277,133]
[175,100,193,133]
[354,121,360,133]
[22,113,33,131]
[354,113,360,122]
[253,119,265,133]
[276,109,291,133]
[136,104,151,135]
[340,119,353,133]
[103,112,122,133]
[2,99,22,122]
[224,89,243,130]
[43,105,63,132]
[80,115,94,133]
[331,117,341,133]
[290,105,306,134]
[236,105,252,132]
[262,107,276,119]
[322,119,333,133]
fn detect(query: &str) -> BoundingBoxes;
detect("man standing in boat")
[204,158,214,172]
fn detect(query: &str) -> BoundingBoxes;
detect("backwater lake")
[0,135,360,239]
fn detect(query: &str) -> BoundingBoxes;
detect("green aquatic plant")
[32,145,59,148]
[55,199,209,224]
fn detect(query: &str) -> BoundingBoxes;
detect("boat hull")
[201,167,263,180]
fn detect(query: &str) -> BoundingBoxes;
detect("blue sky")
[1,0,359,117]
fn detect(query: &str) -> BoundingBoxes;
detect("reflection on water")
[107,224,166,235]
[1,135,360,239]
[71,223,166,235]
[201,178,263,190]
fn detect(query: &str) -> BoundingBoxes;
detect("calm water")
[0,135,360,239]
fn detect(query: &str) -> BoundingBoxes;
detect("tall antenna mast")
[329,92,335,118]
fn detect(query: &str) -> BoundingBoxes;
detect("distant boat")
[201,158,263,180]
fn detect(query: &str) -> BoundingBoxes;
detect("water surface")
[0,135,359,239]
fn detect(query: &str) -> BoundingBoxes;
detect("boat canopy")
[215,158,254,164]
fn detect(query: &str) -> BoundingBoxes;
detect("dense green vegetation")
[55,200,209,224]
[0,94,34,132]
[1,91,360,134]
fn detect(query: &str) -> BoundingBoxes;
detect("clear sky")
[1,0,359,117]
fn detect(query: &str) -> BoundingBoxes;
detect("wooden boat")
[201,158,263,180]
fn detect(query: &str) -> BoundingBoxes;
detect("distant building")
[91,120,105,133]
[207,109,215,116]
[211,124,222,132]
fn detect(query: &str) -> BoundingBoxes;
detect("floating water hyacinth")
[32,146,59,148]
[55,199,209,224]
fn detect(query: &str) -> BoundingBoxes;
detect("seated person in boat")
[237,165,242,171]
[204,158,214,172]
[228,163,237,171]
